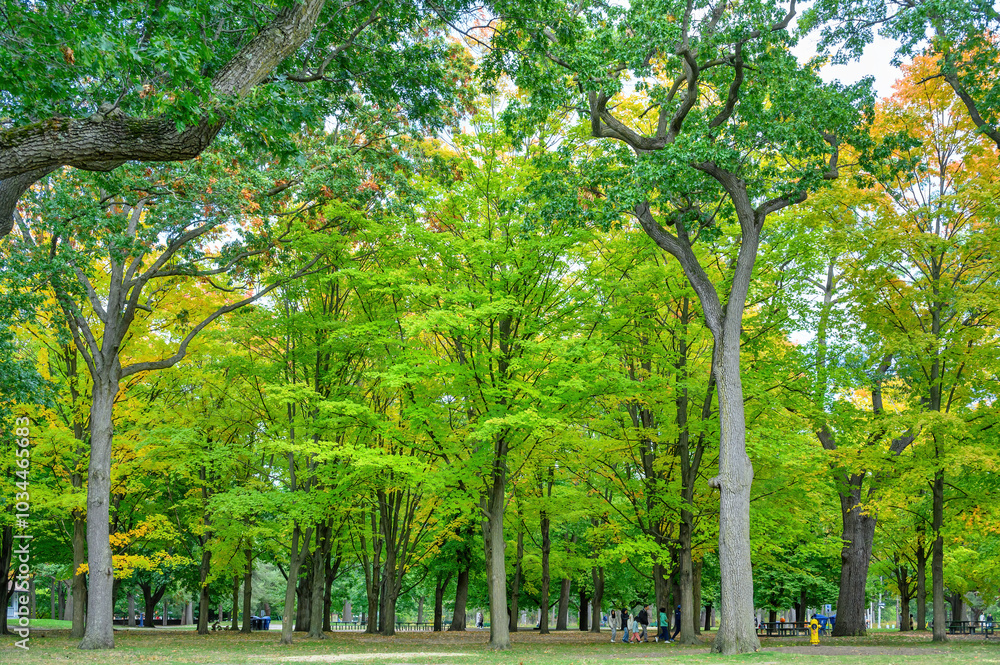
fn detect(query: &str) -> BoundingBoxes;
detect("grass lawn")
[2,627,999,664]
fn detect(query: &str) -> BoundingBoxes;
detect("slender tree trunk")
[556,578,571,630]
[71,508,87,638]
[433,572,451,632]
[295,559,312,632]
[692,558,703,635]
[417,596,425,625]
[127,591,135,627]
[449,568,469,631]
[0,525,12,635]
[539,500,551,634]
[308,528,328,639]
[241,550,253,634]
[230,576,239,630]
[509,530,522,632]
[916,535,927,631]
[578,588,589,631]
[197,549,212,634]
[481,452,510,649]
[590,567,604,634]
[831,478,877,637]
[281,524,313,645]
[932,469,946,642]
[704,603,713,631]
[79,377,118,649]
[678,513,697,644]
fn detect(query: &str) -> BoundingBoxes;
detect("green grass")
[2,627,999,665]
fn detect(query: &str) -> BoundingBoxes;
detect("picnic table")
[948,620,996,635]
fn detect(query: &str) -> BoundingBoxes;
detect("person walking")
[657,607,672,643]
[671,605,682,641]
[637,605,650,642]
[609,608,620,643]
[621,608,630,643]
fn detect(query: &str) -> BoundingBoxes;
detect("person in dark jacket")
[621,608,630,643]
[637,605,650,642]
[671,605,682,640]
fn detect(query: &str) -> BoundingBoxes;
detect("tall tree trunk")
[556,578,571,630]
[140,583,166,630]
[578,588,589,631]
[539,497,551,635]
[79,377,118,649]
[653,563,670,627]
[241,550,253,634]
[433,572,451,632]
[678,513,697,644]
[692,558,703,635]
[323,548,340,632]
[916,535,927,631]
[197,549,212,634]
[309,525,329,639]
[509,530,523,632]
[417,596,425,625]
[281,524,313,645]
[932,469,946,642]
[709,329,759,654]
[295,558,312,632]
[0,525,12,635]
[449,568,469,631]
[831,477,877,637]
[590,567,604,634]
[704,603,713,632]
[127,591,135,627]
[481,446,510,649]
[71,506,87,637]
[230,576,240,630]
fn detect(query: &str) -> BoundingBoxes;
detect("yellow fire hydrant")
[809,618,820,646]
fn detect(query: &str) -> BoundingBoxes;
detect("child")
[630,614,641,643]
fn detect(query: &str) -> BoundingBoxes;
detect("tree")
[8,155,321,649]
[489,0,868,653]
[0,0,472,236]
[805,0,1000,150]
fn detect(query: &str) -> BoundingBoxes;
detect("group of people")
[608,605,682,644]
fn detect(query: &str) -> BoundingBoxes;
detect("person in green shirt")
[657,607,672,643]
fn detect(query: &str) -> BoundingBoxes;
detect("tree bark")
[578,588,589,631]
[79,377,119,649]
[139,582,166,630]
[916,534,927,630]
[241,550,253,634]
[0,525,12,635]
[481,446,510,649]
[433,572,451,631]
[449,568,469,631]
[231,576,240,630]
[281,524,313,645]
[692,558,703,635]
[590,567,604,634]
[556,578,571,630]
[308,524,330,639]
[831,480,877,637]
[127,591,135,627]
[932,468,946,642]
[71,495,87,638]
[509,530,523,632]
[539,494,551,635]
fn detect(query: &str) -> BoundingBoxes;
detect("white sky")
[792,30,905,102]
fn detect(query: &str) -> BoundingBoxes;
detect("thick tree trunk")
[590,567,604,634]
[295,559,312,632]
[709,331,760,654]
[832,481,877,637]
[127,591,135,627]
[704,603,713,631]
[140,583,166,630]
[556,578,571,630]
[578,588,589,631]
[932,469,946,642]
[481,459,510,649]
[79,378,119,649]
[241,550,253,634]
[449,568,469,631]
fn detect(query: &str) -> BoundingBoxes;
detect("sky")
[792,30,905,102]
